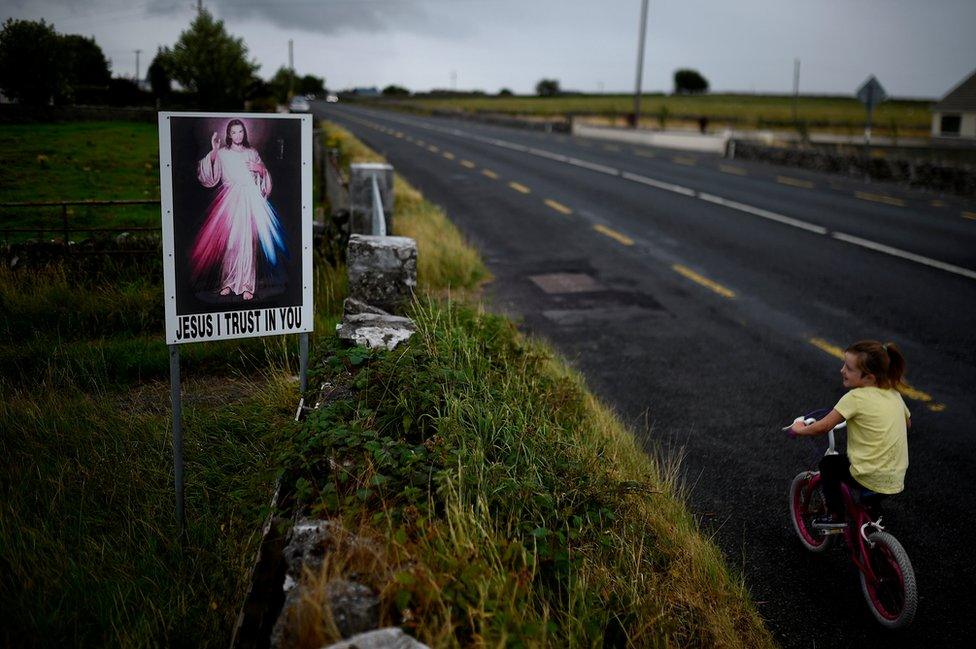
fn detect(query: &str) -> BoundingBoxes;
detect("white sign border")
[158,111,314,345]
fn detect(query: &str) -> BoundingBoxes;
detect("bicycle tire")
[789,471,833,552]
[859,529,917,629]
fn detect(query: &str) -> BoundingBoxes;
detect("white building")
[931,68,976,140]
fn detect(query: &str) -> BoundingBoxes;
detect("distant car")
[288,96,310,112]
[325,94,339,103]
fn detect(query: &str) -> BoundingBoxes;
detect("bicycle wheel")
[789,471,833,552]
[859,530,918,629]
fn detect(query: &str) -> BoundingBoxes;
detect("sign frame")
[158,111,314,346]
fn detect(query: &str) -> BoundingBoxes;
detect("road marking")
[442,151,455,160]
[416,139,425,146]
[855,191,904,207]
[963,211,976,221]
[698,193,828,234]
[594,224,634,246]
[544,199,573,215]
[720,164,747,176]
[481,168,499,179]
[672,264,735,298]
[809,337,845,360]
[930,199,945,207]
[509,181,531,194]
[808,337,945,411]
[427,145,440,153]
[777,175,814,189]
[352,111,976,283]
[460,159,476,168]
[623,171,696,196]
[634,150,656,158]
[673,156,696,166]
[831,231,976,280]
[604,144,621,152]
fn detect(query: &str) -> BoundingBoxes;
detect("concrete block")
[346,235,417,314]
[349,163,394,235]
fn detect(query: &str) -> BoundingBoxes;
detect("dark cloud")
[146,0,464,38]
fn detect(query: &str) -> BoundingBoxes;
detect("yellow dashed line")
[634,150,656,158]
[460,159,476,169]
[720,164,747,176]
[594,224,634,246]
[673,156,696,166]
[604,144,621,152]
[508,181,531,194]
[442,151,455,160]
[930,199,945,207]
[544,199,572,215]
[777,175,814,189]
[963,211,976,221]
[809,337,845,360]
[672,264,734,298]
[481,169,499,179]
[808,337,945,411]
[427,145,439,153]
[577,141,592,147]
[855,191,905,207]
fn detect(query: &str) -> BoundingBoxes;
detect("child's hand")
[788,417,806,438]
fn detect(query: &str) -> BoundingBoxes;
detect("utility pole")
[288,39,294,98]
[135,49,142,82]
[633,0,649,129]
[197,0,203,14]
[792,58,800,125]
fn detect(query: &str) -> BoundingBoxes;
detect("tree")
[535,78,560,97]
[168,10,258,109]
[0,18,63,105]
[268,66,293,104]
[382,84,410,97]
[299,74,325,97]
[147,47,173,100]
[60,34,110,90]
[673,69,708,95]
[498,88,513,97]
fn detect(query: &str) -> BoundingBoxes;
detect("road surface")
[314,102,976,648]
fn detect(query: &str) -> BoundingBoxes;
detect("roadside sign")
[855,76,887,144]
[158,112,313,345]
[856,76,887,111]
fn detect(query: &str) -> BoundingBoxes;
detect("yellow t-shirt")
[834,386,910,494]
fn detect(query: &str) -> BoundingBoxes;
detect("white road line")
[336,109,976,281]
[698,193,828,235]
[622,171,695,196]
[831,232,976,281]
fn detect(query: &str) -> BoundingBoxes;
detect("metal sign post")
[169,345,185,533]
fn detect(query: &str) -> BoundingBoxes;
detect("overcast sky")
[3,0,975,98]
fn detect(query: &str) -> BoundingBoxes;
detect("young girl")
[790,340,911,520]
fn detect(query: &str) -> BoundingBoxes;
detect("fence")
[0,199,161,251]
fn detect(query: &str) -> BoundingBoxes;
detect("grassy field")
[0,122,161,242]
[383,93,932,136]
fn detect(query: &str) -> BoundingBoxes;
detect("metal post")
[169,345,185,533]
[62,203,69,247]
[370,174,386,236]
[633,0,649,129]
[299,332,309,394]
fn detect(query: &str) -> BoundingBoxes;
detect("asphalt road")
[314,102,976,648]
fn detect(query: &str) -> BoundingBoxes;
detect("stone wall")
[731,140,976,197]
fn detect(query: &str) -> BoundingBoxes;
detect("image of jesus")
[189,119,287,301]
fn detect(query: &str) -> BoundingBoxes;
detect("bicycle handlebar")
[784,415,847,455]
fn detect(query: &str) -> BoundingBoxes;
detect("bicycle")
[785,410,918,629]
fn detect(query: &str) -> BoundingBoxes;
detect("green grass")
[382,93,932,136]
[0,121,161,240]
[278,300,775,648]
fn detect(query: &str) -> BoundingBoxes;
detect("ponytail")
[846,340,906,389]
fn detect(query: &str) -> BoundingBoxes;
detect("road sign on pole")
[856,75,887,145]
